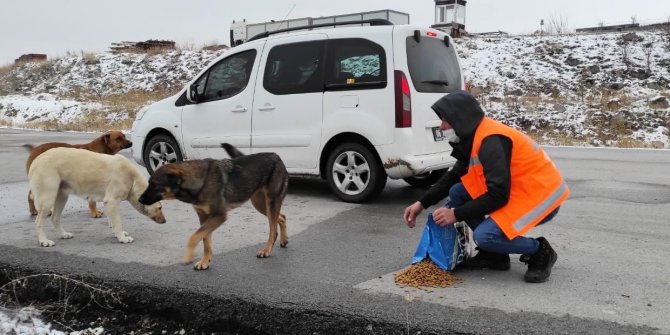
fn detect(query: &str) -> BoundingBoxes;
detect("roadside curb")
[0,262,447,335]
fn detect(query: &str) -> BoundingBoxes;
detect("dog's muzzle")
[154,215,166,224]
[124,141,133,149]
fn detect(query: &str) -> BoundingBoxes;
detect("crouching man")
[403,91,570,283]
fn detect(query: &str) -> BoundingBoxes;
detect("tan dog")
[28,147,165,247]
[24,130,132,218]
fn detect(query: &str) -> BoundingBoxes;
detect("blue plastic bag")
[412,213,464,271]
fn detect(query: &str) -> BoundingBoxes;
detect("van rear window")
[406,36,462,93]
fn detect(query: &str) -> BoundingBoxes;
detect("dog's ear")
[167,173,182,186]
[103,133,110,145]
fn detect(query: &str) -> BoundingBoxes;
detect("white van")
[130,19,465,203]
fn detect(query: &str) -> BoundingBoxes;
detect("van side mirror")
[186,84,201,103]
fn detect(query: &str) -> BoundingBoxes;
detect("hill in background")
[0,30,668,148]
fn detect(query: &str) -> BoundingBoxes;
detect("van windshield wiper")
[422,80,449,86]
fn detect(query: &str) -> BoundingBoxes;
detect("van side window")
[325,38,387,90]
[196,50,257,102]
[263,41,325,95]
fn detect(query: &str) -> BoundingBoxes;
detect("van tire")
[326,143,387,203]
[403,169,447,187]
[143,134,183,175]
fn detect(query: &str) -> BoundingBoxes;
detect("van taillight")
[394,70,411,128]
[464,82,469,91]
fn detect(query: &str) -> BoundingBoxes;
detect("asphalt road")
[1,127,669,334]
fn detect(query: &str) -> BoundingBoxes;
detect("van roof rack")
[246,19,394,43]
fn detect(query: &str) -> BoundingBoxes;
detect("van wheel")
[143,134,183,175]
[326,143,387,203]
[403,169,447,187]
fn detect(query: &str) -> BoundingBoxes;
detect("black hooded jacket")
[419,91,512,222]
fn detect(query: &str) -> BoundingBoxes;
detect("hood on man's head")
[431,90,485,139]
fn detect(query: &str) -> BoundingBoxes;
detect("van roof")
[246,19,393,42]
[241,20,449,46]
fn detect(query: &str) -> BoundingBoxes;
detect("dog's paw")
[280,240,288,248]
[91,210,104,219]
[256,249,272,258]
[60,232,73,239]
[194,260,210,270]
[117,235,134,244]
[182,255,194,264]
[30,210,38,216]
[39,240,55,247]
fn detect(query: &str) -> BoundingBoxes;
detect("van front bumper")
[130,132,145,166]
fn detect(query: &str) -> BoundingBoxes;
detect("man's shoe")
[523,237,558,283]
[462,249,511,271]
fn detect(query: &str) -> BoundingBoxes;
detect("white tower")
[431,0,467,37]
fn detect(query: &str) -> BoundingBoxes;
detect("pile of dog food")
[394,259,462,290]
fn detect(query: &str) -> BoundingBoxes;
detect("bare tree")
[621,41,631,71]
[643,42,653,73]
[548,13,570,35]
[630,16,637,25]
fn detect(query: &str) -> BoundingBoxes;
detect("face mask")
[444,129,460,143]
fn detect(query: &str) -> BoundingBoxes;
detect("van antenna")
[277,4,296,30]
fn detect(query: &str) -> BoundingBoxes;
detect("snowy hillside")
[0,50,224,128]
[0,30,669,147]
[456,30,670,147]
[2,50,221,96]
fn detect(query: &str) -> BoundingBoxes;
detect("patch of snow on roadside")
[0,307,103,335]
[0,94,104,125]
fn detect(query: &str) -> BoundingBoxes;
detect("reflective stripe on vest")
[461,117,570,240]
[513,181,568,231]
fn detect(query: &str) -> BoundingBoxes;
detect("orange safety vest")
[460,117,570,240]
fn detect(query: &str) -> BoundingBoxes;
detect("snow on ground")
[0,30,668,147]
[0,94,104,125]
[0,50,223,128]
[0,307,103,335]
[458,31,669,92]
[8,50,221,96]
[454,30,670,147]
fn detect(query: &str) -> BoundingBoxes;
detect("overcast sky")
[1,0,669,65]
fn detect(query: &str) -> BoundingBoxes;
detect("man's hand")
[433,207,457,227]
[403,201,424,228]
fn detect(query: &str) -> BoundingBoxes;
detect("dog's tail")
[221,143,245,158]
[22,144,34,151]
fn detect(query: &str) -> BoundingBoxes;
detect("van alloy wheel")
[331,150,370,196]
[326,142,386,203]
[143,134,183,175]
[149,142,178,172]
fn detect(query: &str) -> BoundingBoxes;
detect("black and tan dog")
[138,143,289,270]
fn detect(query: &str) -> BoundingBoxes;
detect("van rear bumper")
[378,150,456,179]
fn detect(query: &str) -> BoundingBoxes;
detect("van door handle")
[258,104,275,112]
[232,106,247,113]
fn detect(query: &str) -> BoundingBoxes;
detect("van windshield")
[406,36,462,93]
